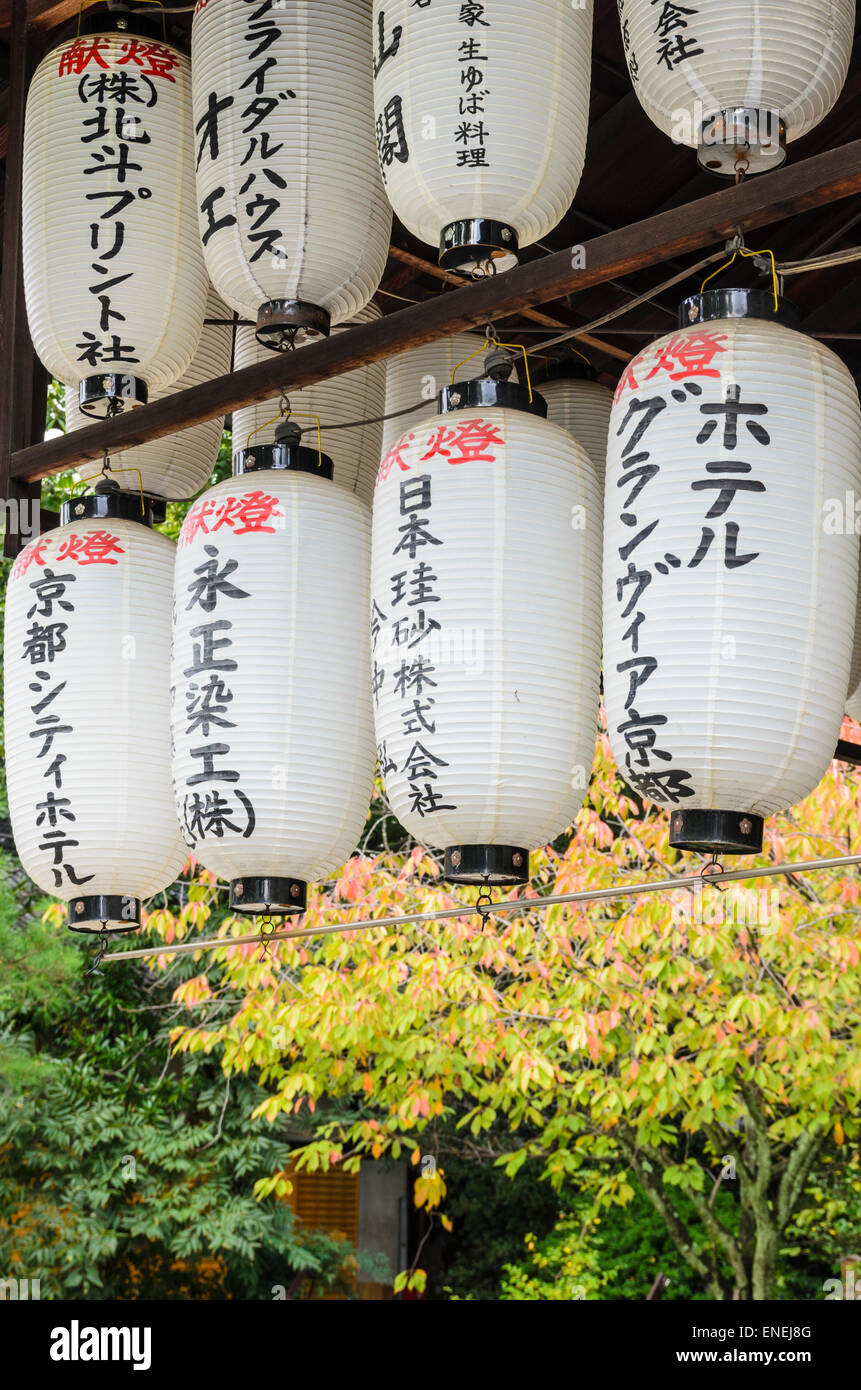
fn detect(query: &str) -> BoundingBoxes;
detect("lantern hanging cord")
[98,851,861,965]
[296,397,433,440]
[523,248,728,359]
[774,246,861,275]
[291,255,728,442]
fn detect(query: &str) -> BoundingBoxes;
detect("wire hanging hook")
[700,858,726,894]
[475,877,494,923]
[256,913,277,961]
[87,923,110,976]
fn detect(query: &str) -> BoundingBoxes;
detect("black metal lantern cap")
[439,218,519,273]
[438,377,547,417]
[79,374,148,417]
[698,107,787,178]
[678,288,800,331]
[230,877,307,916]
[256,300,331,351]
[233,443,334,480]
[61,489,157,528]
[68,895,141,935]
[444,845,529,886]
[669,810,764,856]
[78,7,167,43]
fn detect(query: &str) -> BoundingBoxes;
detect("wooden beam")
[0,0,48,554]
[12,137,861,484]
[28,0,77,29]
[386,244,633,362]
[0,0,76,30]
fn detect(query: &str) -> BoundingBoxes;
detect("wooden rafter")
[10,136,861,484]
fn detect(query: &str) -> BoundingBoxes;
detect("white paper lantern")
[603,289,861,857]
[171,452,375,914]
[192,0,391,343]
[232,304,385,506]
[381,333,487,456]
[23,21,208,412]
[843,521,861,722]
[4,501,185,932]
[525,359,613,483]
[618,0,855,174]
[65,287,233,500]
[847,598,861,722]
[372,0,592,270]
[371,377,602,884]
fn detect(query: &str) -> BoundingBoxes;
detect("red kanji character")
[55,530,125,565]
[614,360,641,403]
[644,331,728,382]
[420,417,504,466]
[221,486,280,533]
[11,536,54,582]
[116,40,179,81]
[378,434,415,485]
[180,498,220,548]
[58,37,111,77]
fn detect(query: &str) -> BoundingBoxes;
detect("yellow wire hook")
[701,245,779,312]
[451,334,534,402]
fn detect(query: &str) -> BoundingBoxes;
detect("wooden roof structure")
[1,0,860,555]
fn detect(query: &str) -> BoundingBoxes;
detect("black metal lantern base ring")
[438,378,547,418]
[79,8,167,43]
[68,895,142,935]
[230,877,307,916]
[255,300,331,351]
[669,810,764,856]
[697,107,787,178]
[679,288,800,331]
[233,444,334,480]
[61,490,158,528]
[79,374,148,417]
[444,845,530,886]
[439,218,519,273]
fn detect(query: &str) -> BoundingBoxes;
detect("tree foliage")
[164,730,861,1300]
[0,871,355,1299]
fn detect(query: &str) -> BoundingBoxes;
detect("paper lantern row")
[5,295,861,934]
[21,1,855,436]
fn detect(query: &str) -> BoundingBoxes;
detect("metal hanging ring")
[257,913,277,960]
[475,881,494,922]
[700,859,726,894]
[87,924,110,976]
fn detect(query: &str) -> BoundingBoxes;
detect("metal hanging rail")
[99,851,861,965]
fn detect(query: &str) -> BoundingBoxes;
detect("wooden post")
[0,0,49,558]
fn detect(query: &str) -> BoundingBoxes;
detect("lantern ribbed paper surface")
[192,0,391,326]
[232,304,385,506]
[533,377,613,483]
[371,406,602,854]
[845,565,861,721]
[171,472,375,896]
[381,334,486,455]
[4,519,185,928]
[23,33,207,393]
[618,0,854,154]
[65,288,233,500]
[371,0,591,261]
[603,313,861,833]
